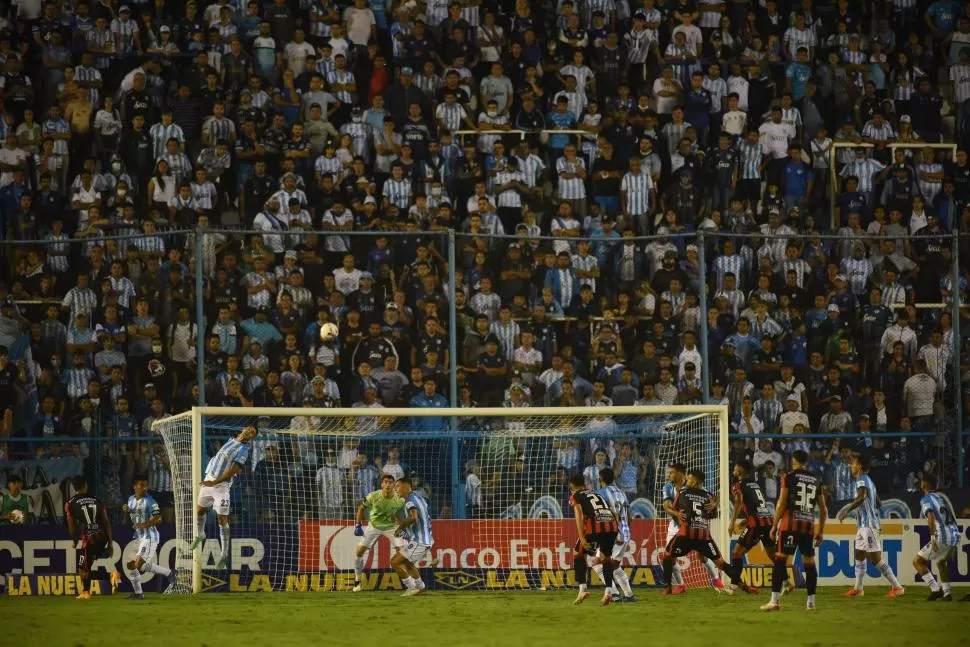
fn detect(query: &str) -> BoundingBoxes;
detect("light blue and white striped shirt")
[127,493,161,543]
[556,156,586,200]
[403,491,434,545]
[621,170,652,215]
[919,491,961,546]
[854,473,881,531]
[598,483,631,541]
[205,438,251,486]
[662,481,680,533]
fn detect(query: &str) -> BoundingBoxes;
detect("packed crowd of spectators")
[0,0,968,524]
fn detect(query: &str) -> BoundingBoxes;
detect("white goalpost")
[153,405,729,594]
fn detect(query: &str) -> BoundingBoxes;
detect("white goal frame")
[161,404,730,594]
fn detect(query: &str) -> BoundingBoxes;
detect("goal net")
[153,405,728,594]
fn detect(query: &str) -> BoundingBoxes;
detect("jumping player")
[596,468,636,602]
[123,475,177,599]
[352,474,405,592]
[761,450,826,612]
[837,453,905,598]
[569,474,620,606]
[661,469,743,596]
[191,425,259,569]
[915,474,960,601]
[392,477,434,597]
[662,462,725,593]
[65,475,121,600]
[728,459,776,594]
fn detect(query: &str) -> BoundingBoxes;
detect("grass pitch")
[7,587,968,647]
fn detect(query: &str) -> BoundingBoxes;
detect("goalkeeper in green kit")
[353,474,406,592]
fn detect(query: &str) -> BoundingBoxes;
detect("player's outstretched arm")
[202,463,242,487]
[837,486,867,522]
[354,501,367,536]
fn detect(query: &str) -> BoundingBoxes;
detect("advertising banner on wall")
[2,518,967,594]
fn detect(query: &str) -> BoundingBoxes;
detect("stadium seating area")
[0,0,968,522]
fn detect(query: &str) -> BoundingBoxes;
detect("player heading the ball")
[761,450,826,612]
[353,474,405,592]
[661,469,744,596]
[838,452,905,598]
[191,425,259,570]
[392,477,434,597]
[569,473,621,606]
[915,474,960,602]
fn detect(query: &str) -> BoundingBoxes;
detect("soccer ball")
[9,509,24,524]
[319,322,340,343]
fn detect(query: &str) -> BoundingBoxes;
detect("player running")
[596,468,636,602]
[728,459,776,595]
[569,474,620,606]
[915,474,960,601]
[191,425,259,569]
[761,450,826,612]
[123,475,177,599]
[392,477,434,597]
[662,462,726,593]
[352,474,405,592]
[660,469,743,596]
[65,475,121,600]
[837,453,905,598]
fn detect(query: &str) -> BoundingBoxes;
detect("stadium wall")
[2,518,968,594]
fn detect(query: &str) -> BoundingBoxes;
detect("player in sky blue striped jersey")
[914,474,961,601]
[661,463,724,593]
[191,426,259,570]
[596,468,636,602]
[124,475,176,598]
[838,453,905,598]
[393,477,434,597]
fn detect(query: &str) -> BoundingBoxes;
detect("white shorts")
[198,483,231,516]
[855,528,882,553]
[398,541,432,564]
[665,526,679,547]
[610,538,630,561]
[136,537,158,564]
[918,540,957,563]
[359,525,398,551]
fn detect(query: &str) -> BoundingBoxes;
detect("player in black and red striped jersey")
[762,450,827,612]
[568,474,619,607]
[65,475,121,599]
[727,459,777,594]
[661,469,744,596]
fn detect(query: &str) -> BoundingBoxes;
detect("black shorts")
[666,534,722,562]
[737,525,774,552]
[78,532,110,570]
[777,530,815,558]
[575,531,618,559]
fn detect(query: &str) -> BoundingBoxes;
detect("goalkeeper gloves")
[354,523,364,537]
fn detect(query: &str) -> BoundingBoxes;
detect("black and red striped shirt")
[733,479,774,528]
[778,470,821,534]
[570,490,619,535]
[674,487,715,540]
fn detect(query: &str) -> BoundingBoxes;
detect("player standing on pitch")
[65,475,121,599]
[123,475,177,599]
[661,469,743,596]
[728,459,776,594]
[761,450,826,612]
[569,474,620,606]
[596,468,637,602]
[392,477,434,597]
[191,425,259,569]
[914,474,960,601]
[838,453,905,598]
[352,474,405,592]
[662,462,725,593]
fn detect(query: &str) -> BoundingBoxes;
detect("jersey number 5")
[691,500,704,520]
